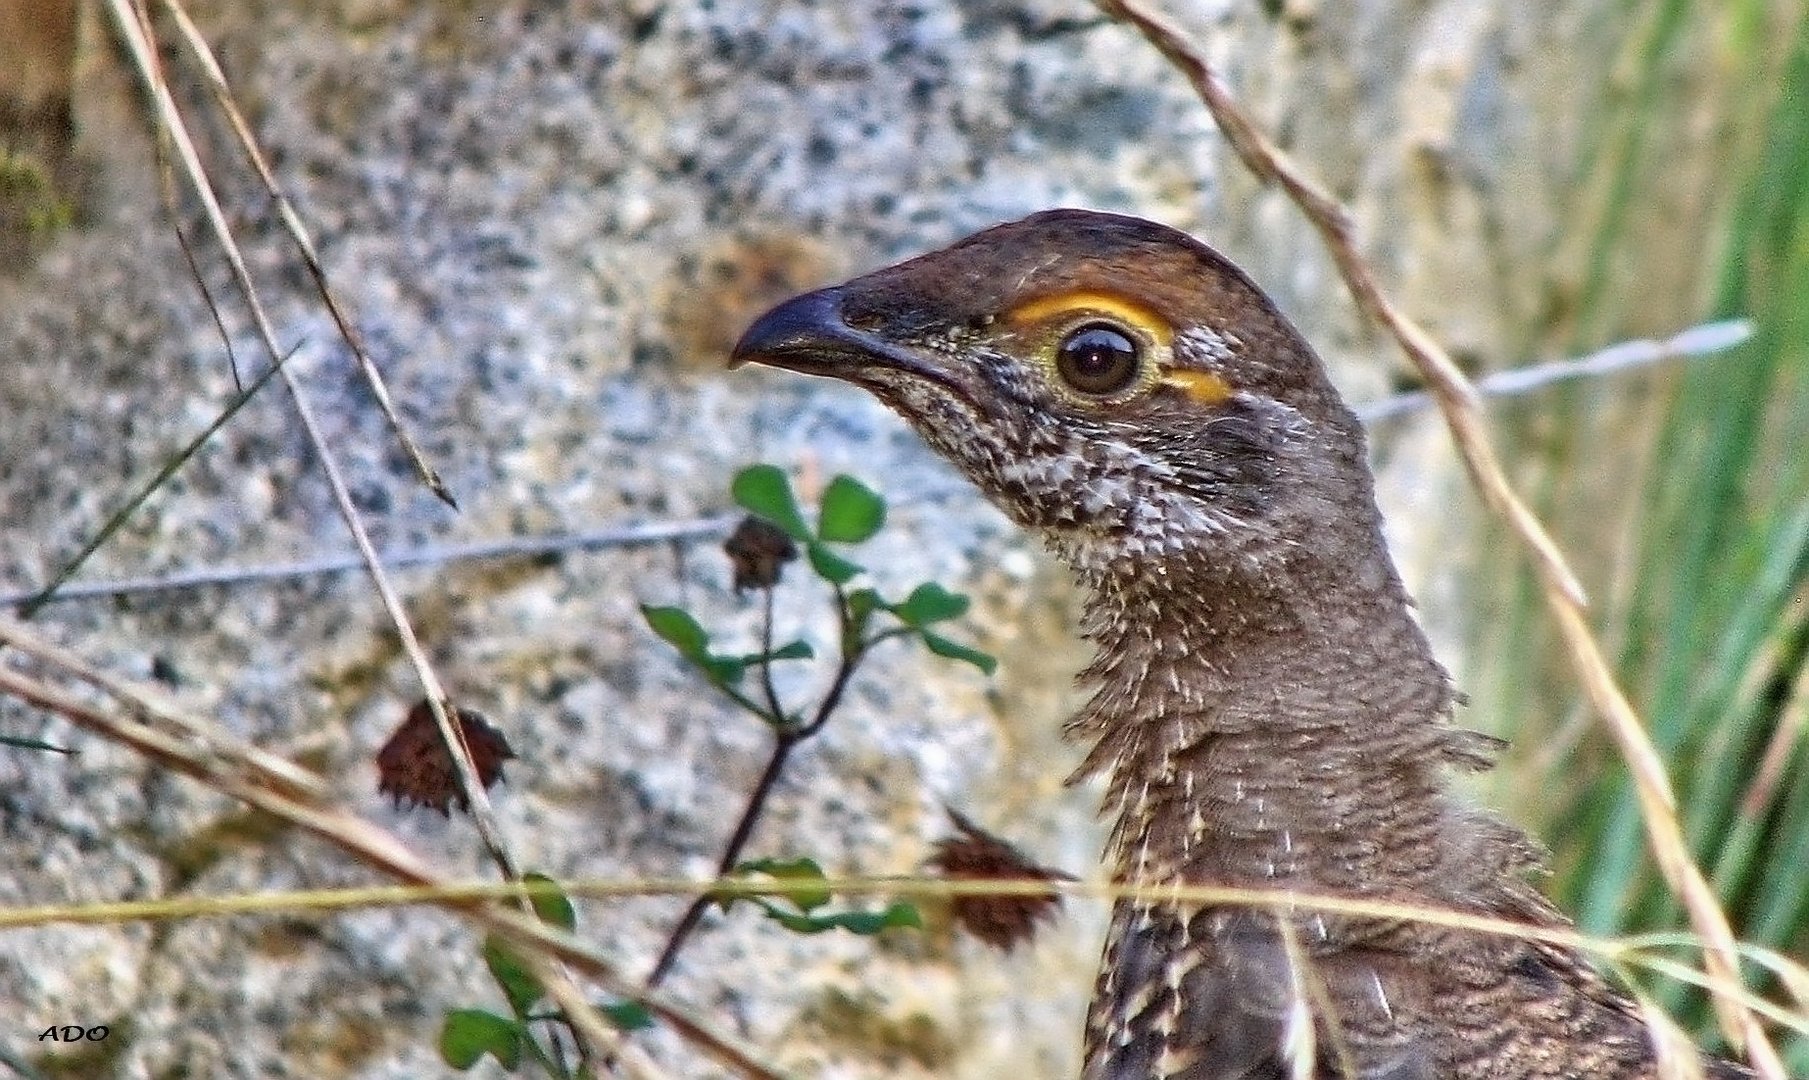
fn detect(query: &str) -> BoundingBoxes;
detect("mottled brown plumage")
[731,209,1752,1079]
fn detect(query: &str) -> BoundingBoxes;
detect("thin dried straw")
[106,0,522,910]
[0,315,1749,613]
[86,3,710,1072]
[0,616,780,1080]
[1092,0,1781,1072]
[153,0,454,507]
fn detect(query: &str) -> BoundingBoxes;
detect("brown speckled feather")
[732,209,1758,1080]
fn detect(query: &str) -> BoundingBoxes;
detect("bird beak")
[729,286,941,385]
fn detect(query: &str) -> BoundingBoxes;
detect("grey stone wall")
[0,2,1705,1077]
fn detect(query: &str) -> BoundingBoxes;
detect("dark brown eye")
[1055,322,1141,395]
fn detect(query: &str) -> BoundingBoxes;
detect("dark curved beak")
[729,286,937,383]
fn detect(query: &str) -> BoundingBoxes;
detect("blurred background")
[2,0,1806,1076]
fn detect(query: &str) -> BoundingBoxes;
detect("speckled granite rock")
[0,2,1711,1077]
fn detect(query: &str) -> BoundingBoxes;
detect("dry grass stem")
[1093,0,1782,1072]
[528,951,674,1080]
[1633,988,1710,1080]
[0,318,1736,612]
[1618,952,1809,1040]
[0,870,1712,952]
[104,0,521,890]
[17,346,294,616]
[155,0,453,506]
[8,855,1803,1043]
[1274,912,1357,1080]
[5,797,1802,1044]
[0,618,327,800]
[0,618,786,1080]
[1739,629,1809,818]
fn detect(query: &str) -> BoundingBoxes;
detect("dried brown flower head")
[929,808,1071,952]
[375,699,515,816]
[723,514,798,592]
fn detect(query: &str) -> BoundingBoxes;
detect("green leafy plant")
[440,874,650,1076]
[440,465,995,1075]
[714,857,922,936]
[642,464,994,987]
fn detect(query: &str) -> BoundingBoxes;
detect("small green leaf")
[822,901,923,935]
[734,640,814,665]
[892,582,970,626]
[817,475,886,543]
[919,630,998,675]
[522,872,576,931]
[756,899,922,936]
[646,606,748,685]
[759,903,834,934]
[440,1008,523,1070]
[807,542,862,584]
[731,465,811,540]
[736,856,833,911]
[846,587,882,624]
[0,733,74,753]
[599,1000,655,1032]
[765,640,815,662]
[483,936,543,1017]
[641,605,709,659]
[700,655,747,686]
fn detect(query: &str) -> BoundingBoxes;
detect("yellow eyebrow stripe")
[1003,289,1235,407]
[1161,369,1234,406]
[1004,290,1174,347]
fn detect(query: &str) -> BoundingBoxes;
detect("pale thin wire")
[1356,319,1754,422]
[0,320,1746,610]
[0,516,736,608]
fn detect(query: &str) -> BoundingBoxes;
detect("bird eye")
[1055,322,1142,396]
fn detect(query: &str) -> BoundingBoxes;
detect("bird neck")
[1066,538,1479,896]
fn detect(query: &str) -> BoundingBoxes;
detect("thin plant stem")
[645,731,799,988]
[757,585,785,723]
[644,584,900,987]
[158,0,453,505]
[0,619,785,1080]
[18,344,295,617]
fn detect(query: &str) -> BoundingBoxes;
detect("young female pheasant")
[730,209,1752,1080]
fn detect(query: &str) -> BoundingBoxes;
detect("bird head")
[731,209,1377,588]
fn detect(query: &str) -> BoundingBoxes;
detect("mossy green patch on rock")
[795,986,956,1073]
